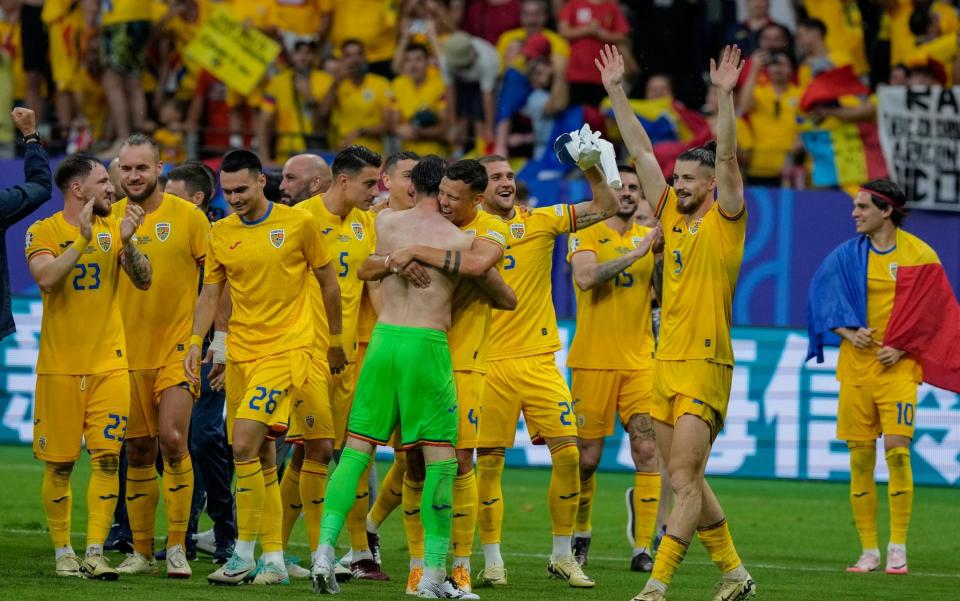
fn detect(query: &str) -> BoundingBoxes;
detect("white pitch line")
[8,529,959,580]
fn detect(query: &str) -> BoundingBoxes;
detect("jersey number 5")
[338,251,349,277]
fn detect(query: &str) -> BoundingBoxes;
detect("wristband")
[71,236,90,253]
[330,333,343,346]
[189,334,204,348]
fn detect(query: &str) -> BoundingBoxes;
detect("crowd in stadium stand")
[0,0,957,189]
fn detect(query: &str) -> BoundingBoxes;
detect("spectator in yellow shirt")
[795,17,854,88]
[319,0,398,77]
[325,40,392,154]
[391,43,450,157]
[273,0,324,50]
[803,0,868,76]
[496,0,569,72]
[738,49,803,186]
[257,41,335,165]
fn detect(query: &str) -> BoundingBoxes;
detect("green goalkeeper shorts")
[347,323,458,449]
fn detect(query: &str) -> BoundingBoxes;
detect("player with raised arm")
[567,166,663,572]
[184,150,346,586]
[279,146,383,581]
[598,44,756,601]
[473,149,618,589]
[312,157,478,600]
[27,154,150,580]
[112,135,209,579]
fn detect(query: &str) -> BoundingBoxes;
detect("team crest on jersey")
[24,231,32,250]
[306,414,315,429]
[37,436,46,451]
[351,222,364,240]
[270,229,285,248]
[631,236,642,248]
[155,222,171,242]
[97,232,112,252]
[509,223,525,240]
[890,262,899,280]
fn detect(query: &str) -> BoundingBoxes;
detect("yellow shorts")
[651,359,732,439]
[288,361,355,448]
[33,370,130,462]
[837,379,918,441]
[571,368,653,439]
[226,349,334,444]
[455,370,485,450]
[477,354,575,448]
[126,361,199,439]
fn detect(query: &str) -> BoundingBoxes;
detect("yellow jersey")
[746,83,803,178]
[100,0,153,26]
[296,195,377,360]
[837,231,937,384]
[0,18,25,100]
[449,210,509,373]
[262,69,335,160]
[655,187,746,366]
[321,0,397,63]
[567,221,655,370]
[116,194,209,370]
[204,203,331,362]
[496,28,570,72]
[356,286,376,344]
[26,213,127,375]
[803,0,868,75]
[488,204,576,361]
[273,0,324,36]
[333,74,392,154]
[390,69,449,157]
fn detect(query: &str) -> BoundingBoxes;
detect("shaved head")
[280,154,332,205]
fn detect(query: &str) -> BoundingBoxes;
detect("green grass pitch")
[0,445,957,600]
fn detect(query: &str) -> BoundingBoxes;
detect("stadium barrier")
[2,299,956,487]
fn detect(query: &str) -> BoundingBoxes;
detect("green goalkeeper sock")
[319,448,371,550]
[422,458,458,572]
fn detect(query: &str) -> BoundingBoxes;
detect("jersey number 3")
[672,250,684,275]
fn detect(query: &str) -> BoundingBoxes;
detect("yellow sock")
[886,447,913,545]
[651,535,688,586]
[42,463,73,549]
[300,459,328,552]
[452,471,477,559]
[126,464,159,556]
[848,441,878,550]
[280,462,302,549]
[260,465,283,553]
[547,441,579,536]
[162,453,193,549]
[86,452,121,547]
[698,519,742,573]
[575,473,595,533]
[634,471,661,550]
[476,451,504,545]
[235,458,265,544]
[402,473,425,560]
[348,464,371,552]
[369,454,406,528]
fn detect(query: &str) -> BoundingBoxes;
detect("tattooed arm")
[570,164,619,231]
[570,225,661,291]
[121,240,152,290]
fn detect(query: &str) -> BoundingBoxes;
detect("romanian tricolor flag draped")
[806,230,960,393]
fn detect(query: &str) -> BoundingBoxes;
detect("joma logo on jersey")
[155,222,171,242]
[97,232,112,252]
[322,227,334,235]
[510,223,525,240]
[351,222,364,240]
[270,229,285,248]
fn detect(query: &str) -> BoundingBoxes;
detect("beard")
[92,201,112,217]
[125,178,158,202]
[676,192,706,215]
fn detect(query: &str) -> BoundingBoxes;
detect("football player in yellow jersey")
[473,150,618,589]
[27,154,151,580]
[567,166,663,573]
[275,146,384,580]
[107,136,208,579]
[279,153,332,206]
[184,150,346,585]
[599,45,755,601]
[827,181,936,575]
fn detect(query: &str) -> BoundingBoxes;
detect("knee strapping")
[90,452,120,476]
[847,441,876,476]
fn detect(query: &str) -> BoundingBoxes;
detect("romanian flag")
[799,66,888,187]
[806,230,960,392]
[601,96,711,176]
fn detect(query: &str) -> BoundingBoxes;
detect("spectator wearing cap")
[391,42,451,157]
[737,49,803,186]
[463,0,522,46]
[558,0,629,107]
[326,39,393,154]
[441,31,501,150]
[496,0,569,73]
